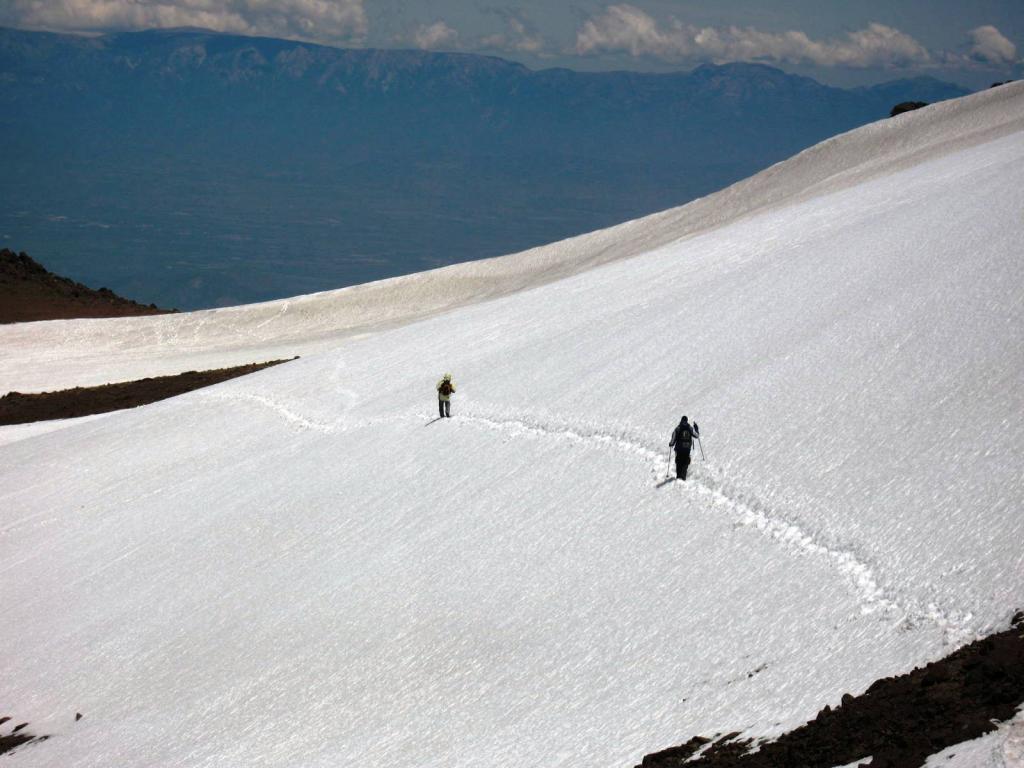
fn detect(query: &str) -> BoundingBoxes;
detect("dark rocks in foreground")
[0,717,48,756]
[639,612,1024,768]
[0,358,296,424]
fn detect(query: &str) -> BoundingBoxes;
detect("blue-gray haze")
[0,27,970,309]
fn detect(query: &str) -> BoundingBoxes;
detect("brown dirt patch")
[0,359,296,425]
[637,612,1024,768]
[0,248,174,323]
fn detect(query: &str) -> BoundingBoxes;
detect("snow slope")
[2,83,1023,767]
[1,82,1023,394]
[924,709,1024,768]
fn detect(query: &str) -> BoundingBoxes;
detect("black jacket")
[670,420,699,450]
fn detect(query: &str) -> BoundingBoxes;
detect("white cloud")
[412,20,459,51]
[479,12,544,55]
[0,0,368,44]
[407,12,547,57]
[576,5,668,58]
[575,4,932,68]
[408,16,547,58]
[967,25,1018,66]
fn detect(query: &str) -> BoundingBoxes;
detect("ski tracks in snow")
[197,389,975,644]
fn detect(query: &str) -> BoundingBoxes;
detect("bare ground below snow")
[0,359,296,425]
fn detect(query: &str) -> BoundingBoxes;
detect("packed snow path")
[2,84,1023,767]
[198,387,976,643]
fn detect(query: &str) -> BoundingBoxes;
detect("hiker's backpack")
[676,423,693,449]
[439,380,452,396]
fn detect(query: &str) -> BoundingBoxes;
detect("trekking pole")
[697,436,706,461]
[665,447,673,477]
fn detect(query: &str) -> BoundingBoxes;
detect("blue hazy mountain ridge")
[0,27,969,309]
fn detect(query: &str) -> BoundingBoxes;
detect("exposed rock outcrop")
[0,248,173,323]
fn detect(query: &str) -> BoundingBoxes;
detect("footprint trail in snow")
[199,389,977,645]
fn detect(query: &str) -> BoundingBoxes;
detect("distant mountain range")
[0,27,970,309]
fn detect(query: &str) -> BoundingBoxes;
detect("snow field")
[0,390,938,767]
[2,84,1023,766]
[923,709,1024,767]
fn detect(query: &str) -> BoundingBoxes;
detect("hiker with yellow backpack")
[436,373,456,418]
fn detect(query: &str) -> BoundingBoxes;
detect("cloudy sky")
[2,0,1020,87]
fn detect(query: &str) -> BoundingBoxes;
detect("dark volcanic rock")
[0,358,296,423]
[0,717,47,756]
[889,101,929,117]
[0,248,174,323]
[637,618,1024,768]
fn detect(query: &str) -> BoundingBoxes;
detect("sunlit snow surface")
[923,710,1024,767]
[2,84,1023,767]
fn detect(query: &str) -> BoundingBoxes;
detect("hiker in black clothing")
[669,415,699,480]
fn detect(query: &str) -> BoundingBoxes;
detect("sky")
[1,1,1021,88]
